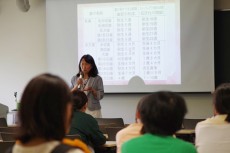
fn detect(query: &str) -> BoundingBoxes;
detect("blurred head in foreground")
[17,73,73,143]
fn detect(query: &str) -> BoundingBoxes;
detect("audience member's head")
[213,83,230,122]
[139,91,187,136]
[17,73,73,143]
[72,90,88,111]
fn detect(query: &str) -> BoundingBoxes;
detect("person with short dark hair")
[12,73,89,153]
[121,91,197,153]
[69,90,106,151]
[195,83,230,153]
[71,54,104,118]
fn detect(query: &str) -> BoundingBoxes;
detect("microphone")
[78,72,83,89]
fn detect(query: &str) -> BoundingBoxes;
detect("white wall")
[0,0,47,110]
[101,93,213,123]
[0,0,214,123]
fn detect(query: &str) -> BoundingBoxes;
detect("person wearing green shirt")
[121,91,197,153]
[69,90,106,152]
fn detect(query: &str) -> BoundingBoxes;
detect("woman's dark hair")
[140,91,187,136]
[213,83,230,122]
[72,90,88,110]
[16,73,72,143]
[77,54,98,77]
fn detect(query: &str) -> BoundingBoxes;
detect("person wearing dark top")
[69,90,106,151]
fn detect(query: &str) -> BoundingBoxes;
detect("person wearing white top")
[195,83,230,153]
[116,100,143,153]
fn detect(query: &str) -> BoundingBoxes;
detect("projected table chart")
[78,0,181,85]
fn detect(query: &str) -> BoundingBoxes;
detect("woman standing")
[71,54,104,118]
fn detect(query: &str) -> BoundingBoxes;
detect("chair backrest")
[0,127,19,133]
[0,132,16,141]
[183,118,205,129]
[0,141,15,153]
[65,134,81,140]
[0,103,9,119]
[105,127,123,141]
[0,118,7,127]
[95,118,125,127]
[98,123,117,134]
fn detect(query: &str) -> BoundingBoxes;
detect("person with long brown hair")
[71,54,104,118]
[11,73,90,153]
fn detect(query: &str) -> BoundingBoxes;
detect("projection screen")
[46,0,214,93]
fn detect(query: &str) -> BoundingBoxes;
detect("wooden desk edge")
[176,129,195,134]
[103,141,116,147]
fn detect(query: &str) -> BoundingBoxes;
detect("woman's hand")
[71,84,79,92]
[77,77,83,86]
[71,78,83,92]
[84,87,97,98]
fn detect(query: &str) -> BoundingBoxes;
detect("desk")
[176,129,195,134]
[103,141,116,148]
